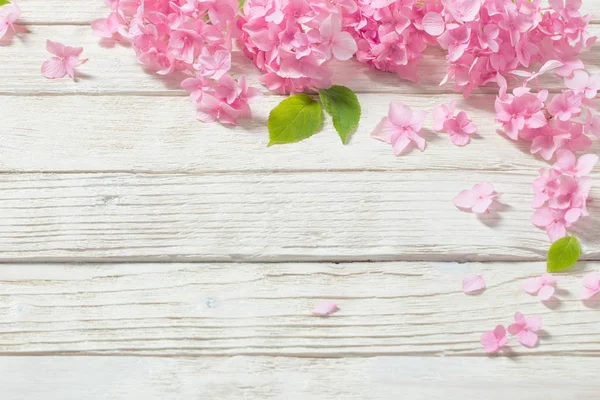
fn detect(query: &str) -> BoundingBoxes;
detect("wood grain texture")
[2,94,598,173]
[17,0,600,25]
[0,262,599,356]
[2,356,600,399]
[0,172,598,262]
[2,25,600,95]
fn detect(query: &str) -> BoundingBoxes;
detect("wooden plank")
[0,262,599,356]
[0,172,598,261]
[17,0,600,25]
[1,356,600,400]
[1,94,599,173]
[2,25,599,95]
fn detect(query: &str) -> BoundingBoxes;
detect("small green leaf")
[238,0,244,9]
[318,85,361,144]
[267,94,323,146]
[0,0,11,6]
[547,235,581,272]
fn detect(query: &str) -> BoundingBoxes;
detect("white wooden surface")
[1,1,600,398]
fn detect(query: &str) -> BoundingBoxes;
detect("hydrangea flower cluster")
[343,0,439,82]
[236,0,358,94]
[93,0,259,125]
[423,0,596,96]
[531,149,598,241]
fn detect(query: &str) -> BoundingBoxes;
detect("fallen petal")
[312,301,338,316]
[463,275,486,294]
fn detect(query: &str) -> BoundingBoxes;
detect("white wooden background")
[1,1,600,398]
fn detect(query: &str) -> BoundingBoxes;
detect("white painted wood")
[2,94,598,173]
[2,355,600,399]
[17,0,600,25]
[2,25,600,95]
[0,262,598,356]
[0,172,598,261]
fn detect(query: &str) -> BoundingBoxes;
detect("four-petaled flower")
[41,40,88,80]
[480,325,507,353]
[372,102,427,156]
[453,182,500,214]
[522,274,557,301]
[508,312,542,348]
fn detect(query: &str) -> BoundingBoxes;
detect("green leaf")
[238,0,244,8]
[267,94,323,146]
[0,0,11,6]
[547,235,581,272]
[318,85,361,144]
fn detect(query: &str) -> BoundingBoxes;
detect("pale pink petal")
[312,301,338,316]
[422,12,445,36]
[517,330,539,348]
[453,189,477,210]
[462,275,486,294]
[473,182,495,196]
[46,40,65,56]
[332,32,357,61]
[472,197,493,214]
[371,117,395,143]
[522,277,542,294]
[480,331,499,353]
[576,154,598,176]
[388,102,413,127]
[526,315,542,331]
[538,284,555,301]
[41,57,67,79]
[579,287,600,300]
[582,272,600,290]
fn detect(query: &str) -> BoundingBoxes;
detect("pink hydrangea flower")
[371,102,427,156]
[584,109,600,139]
[565,70,600,99]
[508,312,542,348]
[554,150,599,178]
[547,91,582,121]
[522,274,557,301]
[91,12,124,39]
[0,2,20,39]
[579,272,600,300]
[495,91,547,140]
[480,325,507,353]
[453,182,500,214]
[443,111,477,146]
[463,275,486,294]
[41,40,88,80]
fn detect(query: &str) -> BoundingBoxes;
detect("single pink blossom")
[319,13,357,61]
[443,111,477,146]
[463,275,486,294]
[579,272,600,300]
[0,2,20,39]
[508,312,542,348]
[372,102,427,156]
[453,182,500,214]
[522,274,557,301]
[438,25,471,62]
[91,12,124,39]
[565,70,600,99]
[444,0,483,23]
[41,40,88,80]
[531,207,568,241]
[478,24,500,52]
[194,49,232,80]
[554,149,598,178]
[312,301,338,316]
[480,325,507,353]
[547,91,582,121]
[584,109,600,139]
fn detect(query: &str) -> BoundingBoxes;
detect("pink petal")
[480,332,500,353]
[522,277,542,294]
[531,208,553,228]
[332,32,357,61]
[46,39,65,56]
[422,12,445,36]
[453,189,477,210]
[472,197,493,214]
[579,287,600,300]
[576,154,598,176]
[565,70,589,92]
[462,275,486,294]
[41,57,67,79]
[582,272,600,290]
[450,132,470,147]
[312,301,338,316]
[517,330,539,348]
[371,117,395,143]
[507,322,523,335]
[538,284,555,301]
[473,182,495,196]
[388,102,413,127]
[526,315,542,331]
